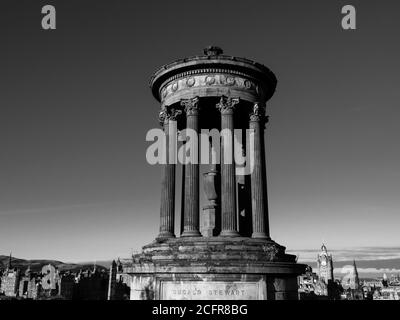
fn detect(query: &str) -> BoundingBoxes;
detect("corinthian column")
[249,102,270,239]
[157,106,181,239]
[217,96,240,237]
[181,97,201,237]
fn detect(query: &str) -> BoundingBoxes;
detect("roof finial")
[204,46,223,56]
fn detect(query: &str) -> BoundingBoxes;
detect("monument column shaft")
[180,160,185,235]
[250,104,270,239]
[260,122,270,237]
[181,98,201,237]
[158,119,176,239]
[218,97,240,237]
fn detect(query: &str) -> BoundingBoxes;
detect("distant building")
[367,273,400,300]
[342,260,363,300]
[382,273,388,287]
[41,264,59,297]
[1,257,113,300]
[18,265,40,299]
[298,244,342,300]
[108,259,130,300]
[38,264,76,299]
[58,272,75,299]
[73,265,109,300]
[317,244,334,284]
[299,266,324,299]
[0,254,21,297]
[108,260,117,300]
[377,287,400,300]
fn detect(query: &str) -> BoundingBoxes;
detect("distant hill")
[0,255,108,273]
[79,260,113,269]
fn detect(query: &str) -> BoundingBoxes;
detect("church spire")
[7,252,12,269]
[353,260,359,275]
[25,262,32,276]
[352,260,360,289]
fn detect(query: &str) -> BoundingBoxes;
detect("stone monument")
[122,47,306,300]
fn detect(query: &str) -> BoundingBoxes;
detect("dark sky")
[1,0,399,262]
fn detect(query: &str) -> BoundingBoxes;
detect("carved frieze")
[159,69,261,104]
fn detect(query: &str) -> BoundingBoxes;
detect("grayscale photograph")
[0,0,399,313]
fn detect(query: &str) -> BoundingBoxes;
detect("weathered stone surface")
[201,206,216,237]
[124,269,302,300]
[160,281,261,300]
[130,276,154,300]
[122,237,305,300]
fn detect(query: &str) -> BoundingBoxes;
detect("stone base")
[121,237,306,300]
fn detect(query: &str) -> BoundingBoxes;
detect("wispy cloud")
[352,268,400,274]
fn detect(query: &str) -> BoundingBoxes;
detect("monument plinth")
[122,47,306,300]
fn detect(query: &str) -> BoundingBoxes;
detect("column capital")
[216,96,239,115]
[159,106,183,126]
[181,97,200,116]
[159,108,167,126]
[249,102,267,122]
[167,107,183,121]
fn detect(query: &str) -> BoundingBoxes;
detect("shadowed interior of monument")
[173,97,255,238]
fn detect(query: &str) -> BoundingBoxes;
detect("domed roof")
[149,46,277,104]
